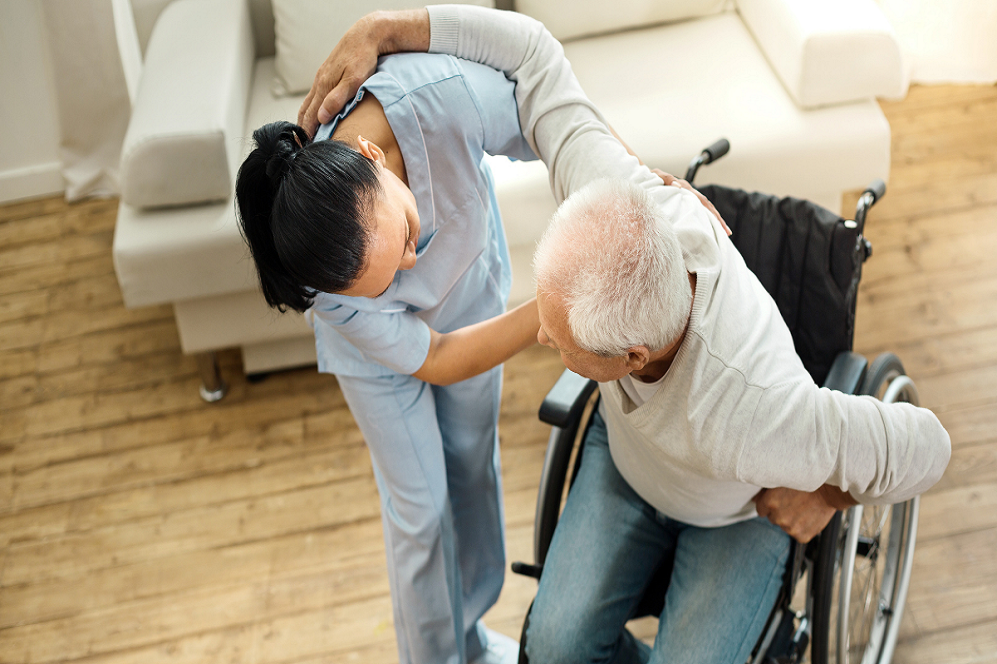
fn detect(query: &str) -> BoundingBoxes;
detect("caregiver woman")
[234,12,540,664]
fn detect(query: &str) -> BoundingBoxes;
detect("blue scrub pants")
[337,365,506,664]
[526,412,791,664]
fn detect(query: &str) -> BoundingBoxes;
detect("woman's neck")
[331,94,408,186]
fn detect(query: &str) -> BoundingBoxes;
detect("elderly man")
[302,5,951,663]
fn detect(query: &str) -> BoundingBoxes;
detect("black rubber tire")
[518,600,533,664]
[858,353,905,398]
[809,511,844,664]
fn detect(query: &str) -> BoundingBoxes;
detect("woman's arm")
[413,298,540,386]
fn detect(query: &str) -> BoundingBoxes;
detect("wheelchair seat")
[514,161,921,664]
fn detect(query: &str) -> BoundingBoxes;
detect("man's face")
[536,290,633,382]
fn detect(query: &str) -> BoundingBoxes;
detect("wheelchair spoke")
[851,557,878,658]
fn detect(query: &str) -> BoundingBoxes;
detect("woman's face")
[339,141,420,299]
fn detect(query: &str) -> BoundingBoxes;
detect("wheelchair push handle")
[703,138,730,164]
[864,179,886,205]
[685,137,730,183]
[853,178,887,235]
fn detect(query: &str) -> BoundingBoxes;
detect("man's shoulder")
[691,254,807,390]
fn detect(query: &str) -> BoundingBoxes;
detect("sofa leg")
[196,352,228,402]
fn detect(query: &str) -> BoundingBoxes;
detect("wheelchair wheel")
[810,353,920,664]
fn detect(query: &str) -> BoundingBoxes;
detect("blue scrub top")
[310,53,536,377]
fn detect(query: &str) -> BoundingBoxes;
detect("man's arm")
[737,383,951,508]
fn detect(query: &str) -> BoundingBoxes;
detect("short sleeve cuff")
[395,317,433,376]
[427,5,460,55]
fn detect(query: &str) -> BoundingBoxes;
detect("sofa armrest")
[736,0,905,109]
[120,0,255,209]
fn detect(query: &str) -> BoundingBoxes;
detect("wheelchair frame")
[512,143,920,664]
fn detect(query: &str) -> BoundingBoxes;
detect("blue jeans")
[526,412,790,664]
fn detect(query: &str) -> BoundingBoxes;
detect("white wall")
[878,0,997,84]
[0,0,64,202]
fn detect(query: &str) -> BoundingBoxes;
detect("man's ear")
[356,135,386,165]
[625,346,651,372]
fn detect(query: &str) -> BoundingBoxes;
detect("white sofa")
[112,0,905,398]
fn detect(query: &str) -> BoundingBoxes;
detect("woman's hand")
[651,168,732,237]
[298,9,430,138]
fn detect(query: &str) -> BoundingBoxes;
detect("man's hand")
[651,169,731,237]
[753,485,857,543]
[297,10,430,138]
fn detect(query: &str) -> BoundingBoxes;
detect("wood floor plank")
[917,481,997,542]
[911,362,997,411]
[0,496,540,660]
[0,517,387,629]
[0,254,116,298]
[0,195,74,225]
[3,477,383,586]
[936,401,997,448]
[900,526,997,639]
[0,227,113,274]
[3,373,345,476]
[0,198,116,247]
[894,620,997,664]
[0,471,12,513]
[0,347,36,381]
[0,350,196,410]
[856,326,997,383]
[933,439,997,491]
[859,205,997,278]
[8,427,367,526]
[853,270,997,350]
[0,300,173,354]
[32,318,181,375]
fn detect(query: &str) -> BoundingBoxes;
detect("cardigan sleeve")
[736,381,951,505]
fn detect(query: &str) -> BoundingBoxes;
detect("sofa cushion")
[515,0,729,42]
[119,0,254,208]
[737,0,905,108]
[115,58,302,308]
[271,0,493,95]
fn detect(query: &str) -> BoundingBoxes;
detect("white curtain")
[40,0,141,201]
[877,0,997,84]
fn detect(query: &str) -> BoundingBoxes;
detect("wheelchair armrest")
[822,351,868,395]
[538,369,598,427]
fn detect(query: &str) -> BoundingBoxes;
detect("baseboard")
[0,162,64,203]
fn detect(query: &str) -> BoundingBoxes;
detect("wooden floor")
[1,83,996,664]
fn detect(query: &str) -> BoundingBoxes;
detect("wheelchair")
[512,140,922,664]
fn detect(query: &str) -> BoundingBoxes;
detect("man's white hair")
[534,178,692,357]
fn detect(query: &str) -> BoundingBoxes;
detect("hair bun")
[259,122,308,184]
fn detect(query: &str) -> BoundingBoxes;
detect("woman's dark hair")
[235,120,382,313]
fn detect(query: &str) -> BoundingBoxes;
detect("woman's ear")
[356,135,386,165]
[399,234,418,271]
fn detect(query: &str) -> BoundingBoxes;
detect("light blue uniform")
[311,53,536,664]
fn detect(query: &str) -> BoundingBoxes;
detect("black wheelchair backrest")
[697,185,866,386]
